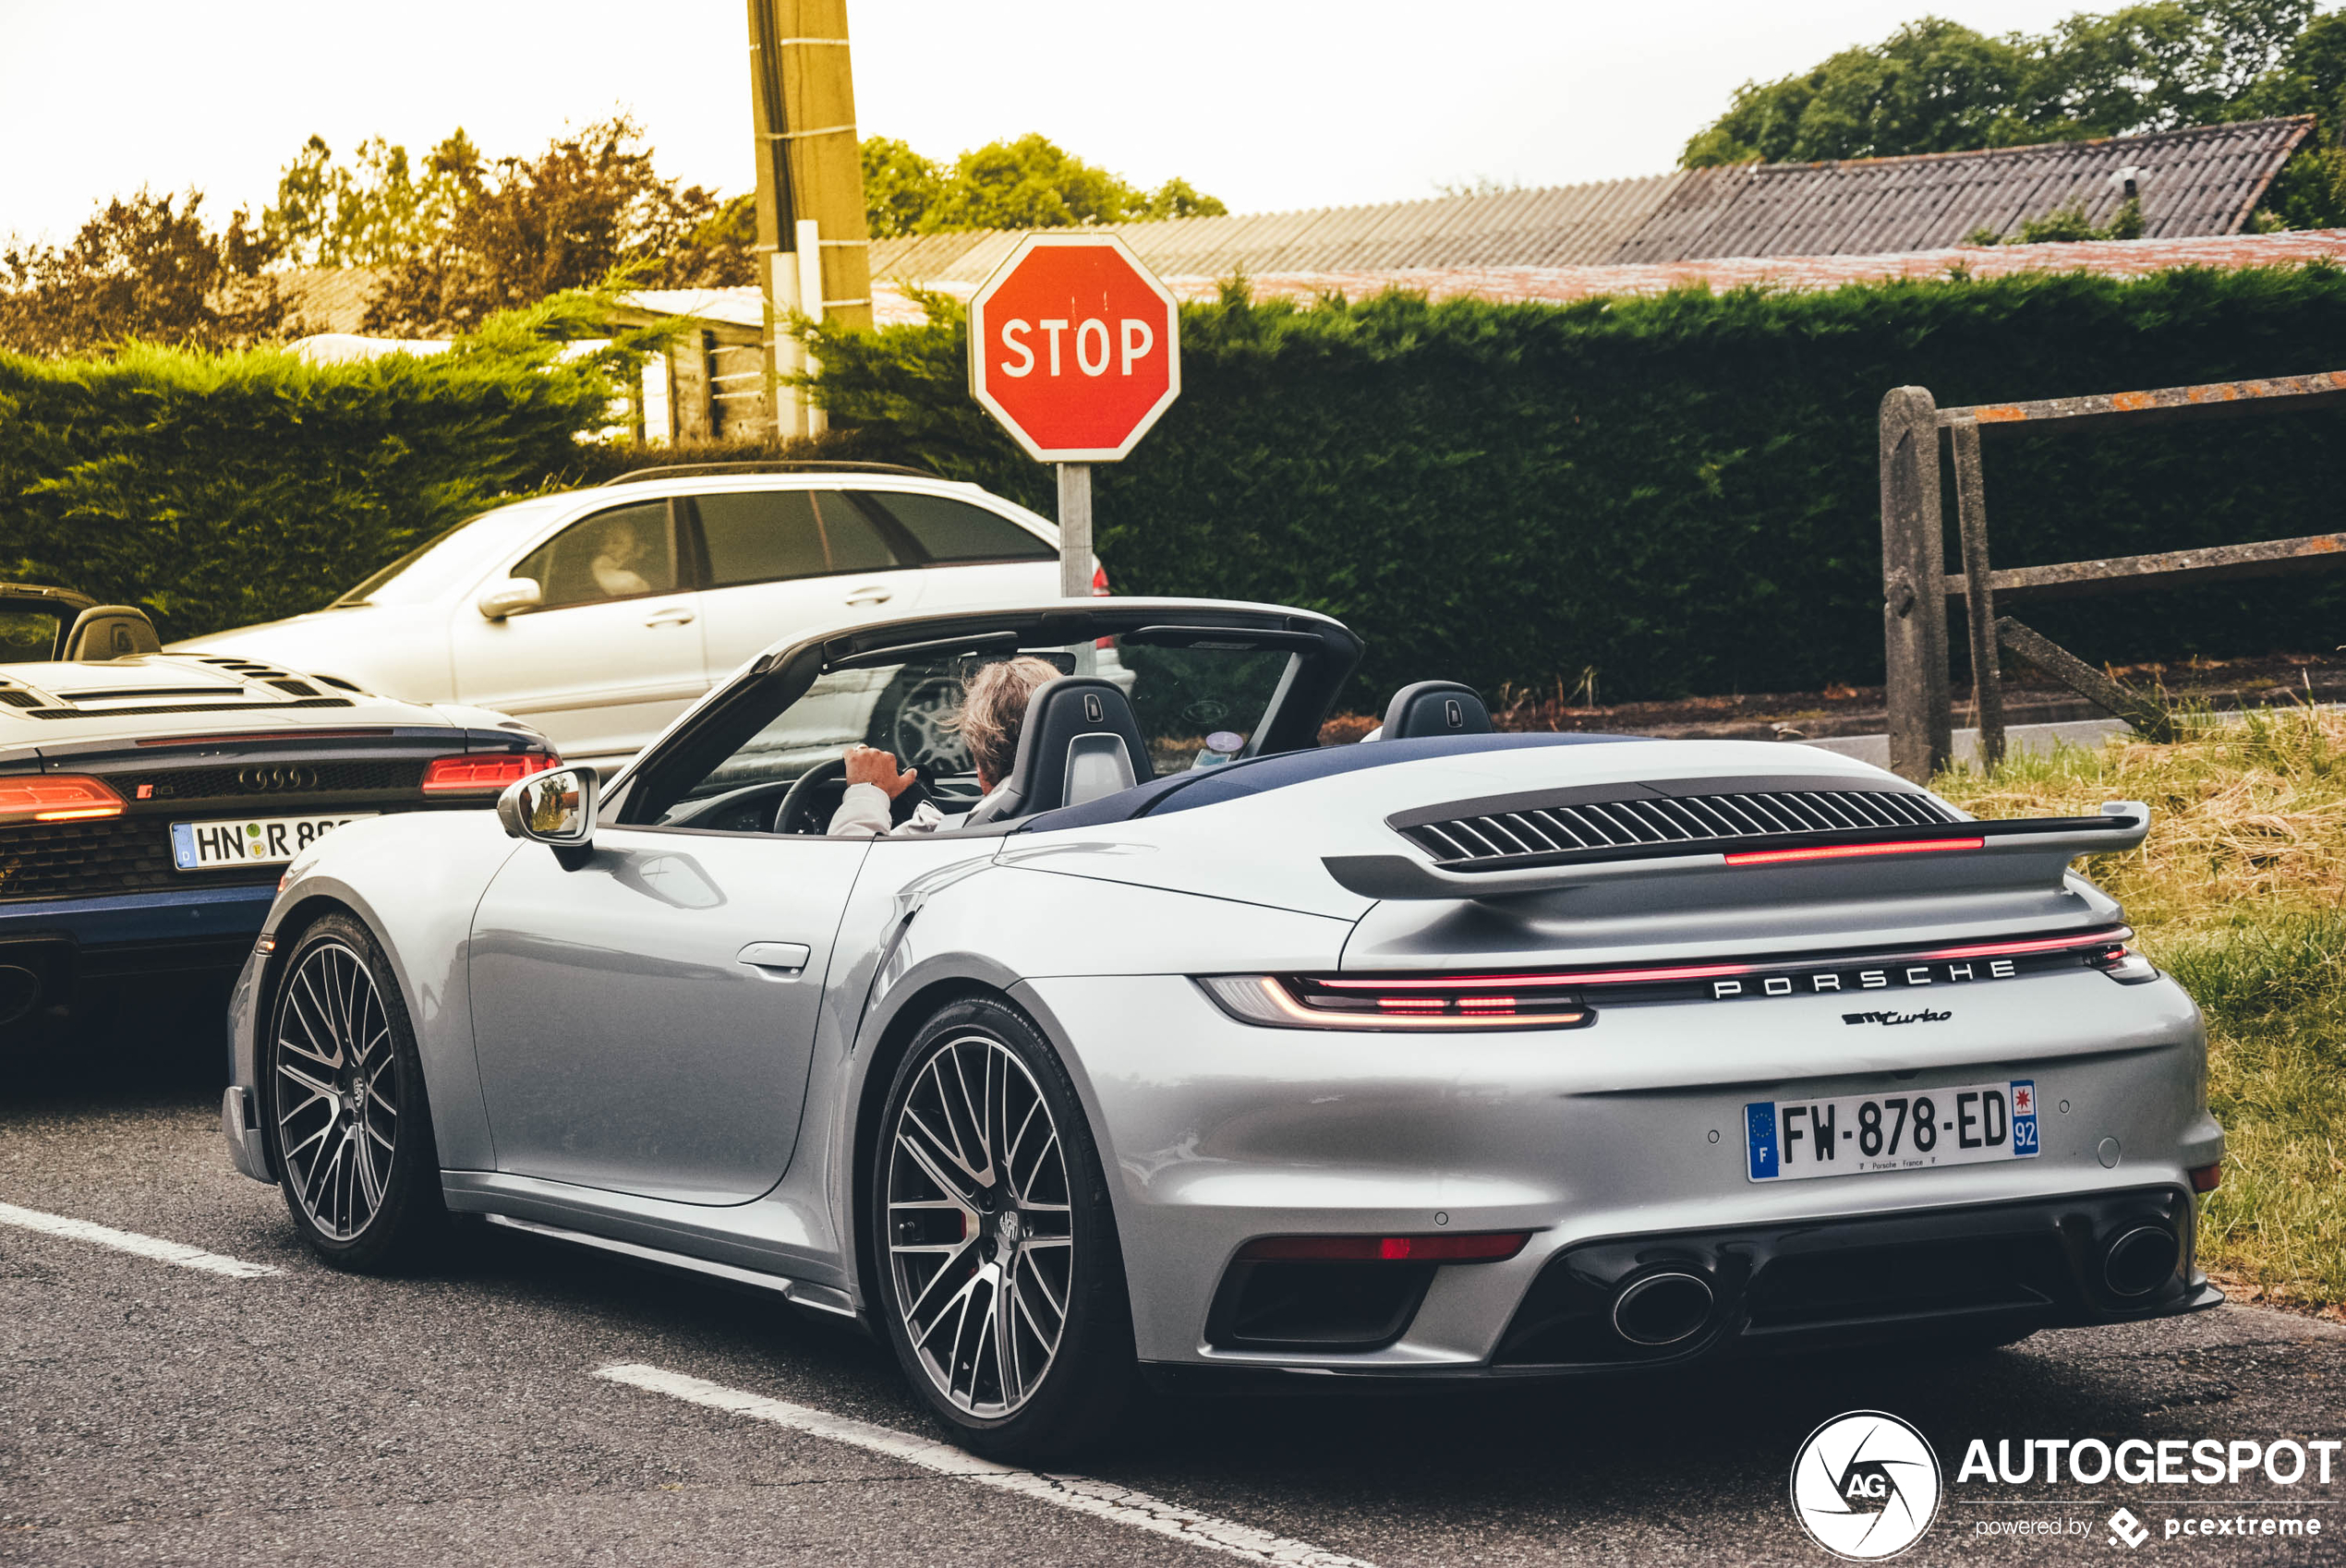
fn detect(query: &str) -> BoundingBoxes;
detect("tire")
[870,995,1133,1461]
[262,911,447,1272]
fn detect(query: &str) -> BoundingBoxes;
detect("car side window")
[855,491,1054,564]
[694,489,905,587]
[511,501,678,609]
[0,608,67,659]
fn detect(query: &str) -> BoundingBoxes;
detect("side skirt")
[481,1212,861,1321]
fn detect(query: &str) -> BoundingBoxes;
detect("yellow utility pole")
[746,0,874,440]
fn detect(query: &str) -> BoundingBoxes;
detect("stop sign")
[966,233,1180,462]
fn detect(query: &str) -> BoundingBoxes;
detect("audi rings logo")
[237,765,318,792]
[1790,1411,1942,1560]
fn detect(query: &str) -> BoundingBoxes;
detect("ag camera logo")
[1790,1410,1942,1560]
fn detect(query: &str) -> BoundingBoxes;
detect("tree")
[861,133,1227,236]
[1683,1,2316,166]
[363,116,732,335]
[261,131,480,268]
[862,137,947,239]
[0,190,289,356]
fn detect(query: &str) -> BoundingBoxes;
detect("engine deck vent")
[1396,780,1961,869]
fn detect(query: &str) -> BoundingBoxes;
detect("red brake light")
[2190,1162,2223,1193]
[1723,837,1985,866]
[1200,974,1591,1031]
[421,753,559,794]
[0,775,125,823]
[1240,1232,1530,1263]
[1091,563,1109,596]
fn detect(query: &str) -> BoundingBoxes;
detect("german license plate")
[1746,1079,2038,1181]
[170,814,374,871]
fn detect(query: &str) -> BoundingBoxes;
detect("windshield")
[331,498,565,608]
[651,636,1295,826]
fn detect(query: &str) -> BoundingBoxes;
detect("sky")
[1,1,2115,246]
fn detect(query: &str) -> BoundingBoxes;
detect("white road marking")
[595,1363,1375,1568]
[0,1200,280,1279]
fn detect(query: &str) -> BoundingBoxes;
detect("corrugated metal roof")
[1609,117,2312,262]
[870,119,2313,283]
[868,173,1691,283]
[278,268,384,334]
[866,230,2346,324]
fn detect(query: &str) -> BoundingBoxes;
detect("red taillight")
[0,775,125,823]
[1240,1232,1530,1263]
[1199,974,1590,1031]
[1723,837,1985,866]
[421,753,558,794]
[2190,1163,2223,1193]
[1091,563,1109,596]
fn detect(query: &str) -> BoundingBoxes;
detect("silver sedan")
[221,597,2222,1459]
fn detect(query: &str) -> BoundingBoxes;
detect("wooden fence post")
[1948,414,2004,769]
[1880,386,1952,781]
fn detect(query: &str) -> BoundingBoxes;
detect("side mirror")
[497,766,597,849]
[477,577,542,621]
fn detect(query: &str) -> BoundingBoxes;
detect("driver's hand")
[844,744,918,799]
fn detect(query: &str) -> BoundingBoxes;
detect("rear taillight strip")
[1307,925,2133,992]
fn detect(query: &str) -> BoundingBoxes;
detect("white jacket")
[828,781,1019,837]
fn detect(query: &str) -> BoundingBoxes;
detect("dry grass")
[1934,704,2346,1315]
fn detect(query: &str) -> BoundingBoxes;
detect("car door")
[467,826,869,1205]
[448,498,706,763]
[850,488,1060,610]
[687,488,925,682]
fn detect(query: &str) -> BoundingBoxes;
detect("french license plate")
[170,814,374,871]
[1746,1079,2038,1181]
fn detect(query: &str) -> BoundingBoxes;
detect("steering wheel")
[772,756,851,835]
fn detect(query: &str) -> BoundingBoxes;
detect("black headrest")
[1380,680,1491,740]
[63,606,162,661]
[968,675,1153,824]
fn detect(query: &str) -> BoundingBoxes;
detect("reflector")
[1239,1232,1530,1263]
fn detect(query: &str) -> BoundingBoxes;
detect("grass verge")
[1933,704,2346,1315]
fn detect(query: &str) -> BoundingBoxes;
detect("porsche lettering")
[1712,958,2017,999]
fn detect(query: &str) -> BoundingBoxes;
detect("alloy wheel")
[890,678,973,778]
[272,939,399,1241]
[885,1031,1074,1417]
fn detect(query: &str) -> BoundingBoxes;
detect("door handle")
[737,941,812,978]
[843,585,893,606]
[644,607,696,627]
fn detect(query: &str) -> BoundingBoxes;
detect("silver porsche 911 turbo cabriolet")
[221,596,2221,1459]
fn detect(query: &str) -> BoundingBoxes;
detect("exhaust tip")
[2103,1224,2180,1297]
[1611,1270,1715,1346]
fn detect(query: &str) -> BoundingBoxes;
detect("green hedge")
[0,322,624,642]
[810,270,2346,705]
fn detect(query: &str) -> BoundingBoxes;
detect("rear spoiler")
[1323,801,2149,901]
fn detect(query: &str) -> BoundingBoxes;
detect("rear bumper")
[1025,969,2220,1371]
[0,883,275,958]
[1143,1188,2219,1391]
[0,886,274,1038]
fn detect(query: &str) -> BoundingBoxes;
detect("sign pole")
[1056,463,1092,598]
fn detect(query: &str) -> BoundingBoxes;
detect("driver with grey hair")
[828,656,1060,836]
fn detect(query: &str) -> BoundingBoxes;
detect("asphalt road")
[5,1024,2342,1568]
